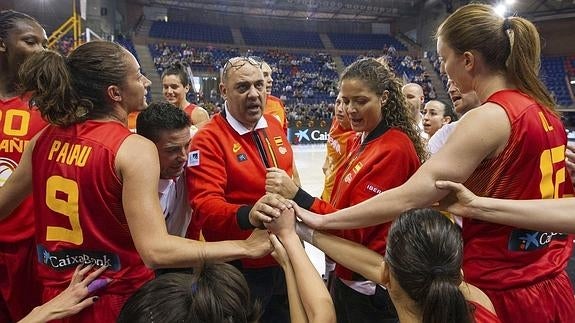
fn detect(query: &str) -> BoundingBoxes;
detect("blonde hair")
[436,4,556,112]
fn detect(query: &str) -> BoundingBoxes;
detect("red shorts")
[42,286,131,323]
[485,271,575,323]
[0,237,42,322]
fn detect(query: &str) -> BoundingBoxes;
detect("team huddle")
[1,3,575,323]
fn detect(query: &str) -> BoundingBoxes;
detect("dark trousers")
[331,277,399,323]
[241,266,290,323]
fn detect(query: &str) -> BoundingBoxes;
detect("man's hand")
[266,167,299,199]
[249,193,292,228]
[243,229,273,259]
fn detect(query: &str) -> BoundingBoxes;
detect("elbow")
[136,242,175,270]
[138,248,164,270]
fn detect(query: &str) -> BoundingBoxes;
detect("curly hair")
[341,58,428,162]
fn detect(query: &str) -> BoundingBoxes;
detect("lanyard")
[252,129,279,168]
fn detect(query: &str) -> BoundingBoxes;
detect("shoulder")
[460,282,497,315]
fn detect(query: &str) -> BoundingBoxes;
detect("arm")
[436,180,575,233]
[290,205,385,285]
[567,142,575,187]
[188,130,287,233]
[18,264,107,323]
[266,209,336,323]
[0,135,37,219]
[297,104,510,230]
[191,107,210,128]
[292,161,302,187]
[119,135,272,269]
[269,234,308,323]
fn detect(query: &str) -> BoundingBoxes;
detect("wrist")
[295,221,315,243]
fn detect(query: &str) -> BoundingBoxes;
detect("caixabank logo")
[508,229,568,252]
[291,128,329,144]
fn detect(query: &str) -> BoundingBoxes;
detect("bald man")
[401,83,426,139]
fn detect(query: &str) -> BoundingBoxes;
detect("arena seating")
[329,33,406,51]
[150,21,234,44]
[541,57,573,106]
[241,28,324,49]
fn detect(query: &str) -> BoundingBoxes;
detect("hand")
[249,193,292,228]
[265,207,296,238]
[269,234,291,268]
[21,264,108,323]
[291,202,326,229]
[435,180,481,218]
[243,229,273,259]
[266,167,299,199]
[566,142,575,186]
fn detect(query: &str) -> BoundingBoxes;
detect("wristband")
[295,221,315,244]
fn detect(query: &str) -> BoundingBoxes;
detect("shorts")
[485,271,575,323]
[0,237,42,322]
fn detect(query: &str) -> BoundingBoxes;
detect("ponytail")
[422,277,471,323]
[437,4,556,114]
[18,50,86,127]
[504,17,556,112]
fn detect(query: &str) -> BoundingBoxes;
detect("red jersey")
[183,103,197,120]
[469,301,501,323]
[0,96,47,242]
[187,113,293,268]
[309,126,420,280]
[463,90,574,290]
[264,95,288,134]
[321,118,356,202]
[32,121,154,294]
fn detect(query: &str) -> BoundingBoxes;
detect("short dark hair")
[136,101,192,143]
[161,61,191,87]
[117,263,261,323]
[0,10,39,39]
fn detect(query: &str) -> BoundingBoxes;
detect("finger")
[87,278,109,294]
[73,264,94,284]
[262,196,288,212]
[266,167,281,173]
[269,233,282,248]
[84,265,108,285]
[435,180,461,191]
[253,210,274,223]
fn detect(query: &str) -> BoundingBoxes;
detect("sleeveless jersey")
[320,119,355,202]
[469,301,501,323]
[265,95,287,134]
[32,120,154,294]
[0,96,47,242]
[462,90,574,290]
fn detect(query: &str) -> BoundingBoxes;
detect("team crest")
[274,136,283,146]
[188,150,200,167]
[237,153,248,162]
[278,147,287,155]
